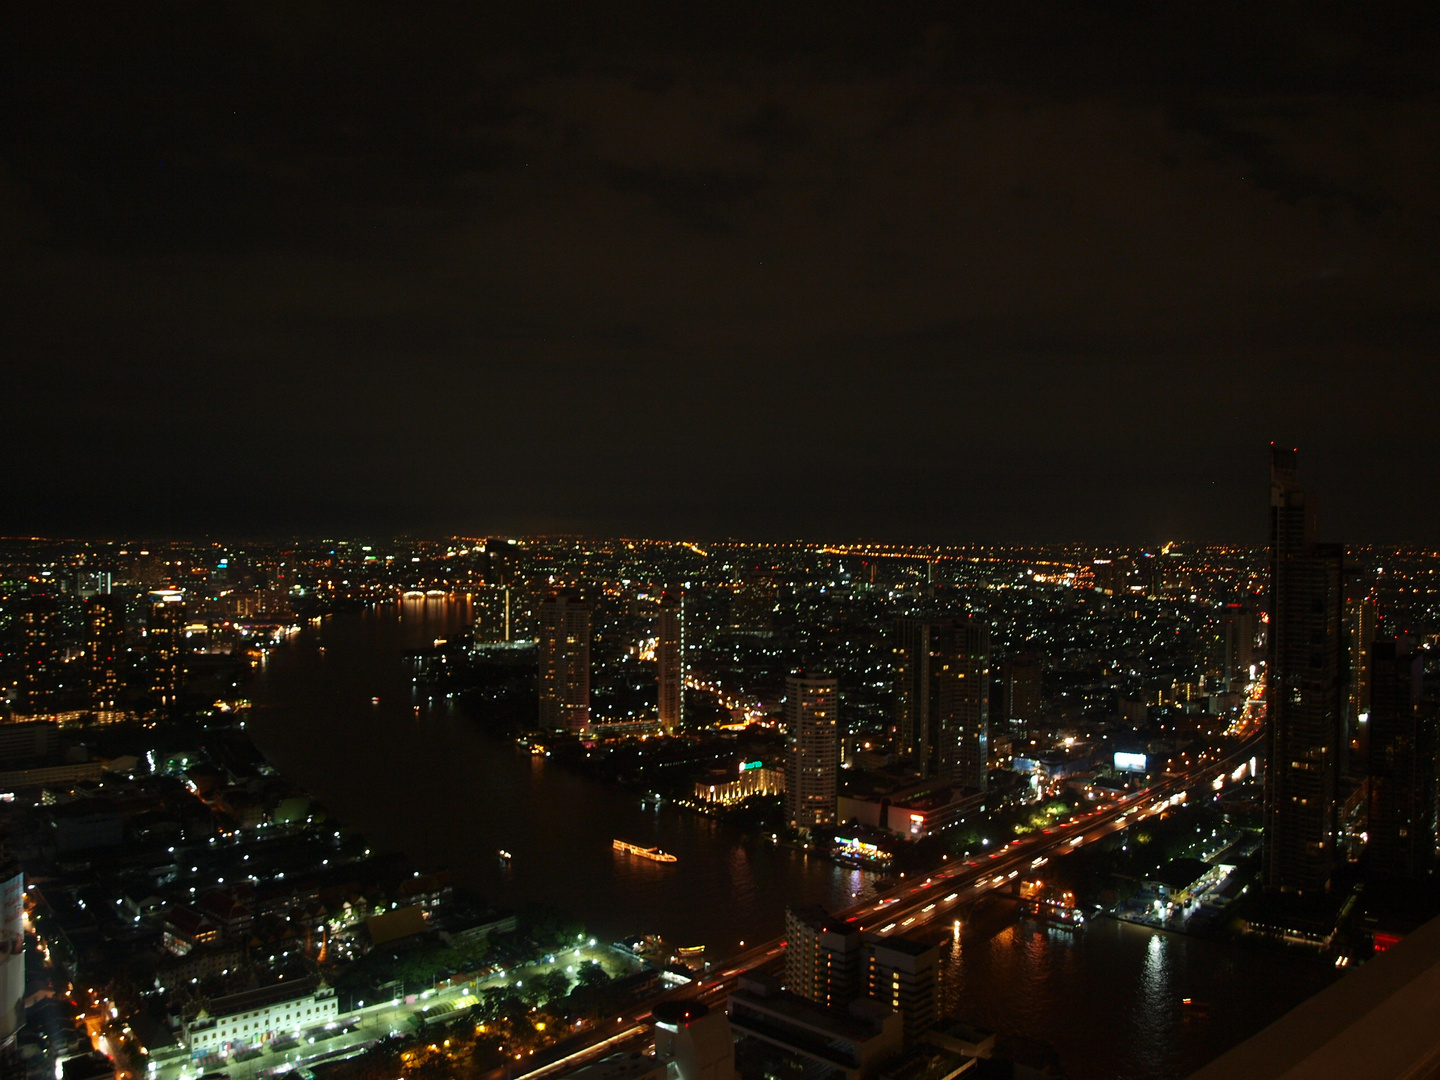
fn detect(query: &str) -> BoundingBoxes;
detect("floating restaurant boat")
[613,839,678,862]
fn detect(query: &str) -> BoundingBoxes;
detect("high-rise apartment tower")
[1002,652,1042,741]
[785,673,838,831]
[893,618,989,790]
[1366,637,1436,879]
[19,595,60,716]
[146,590,187,709]
[657,593,685,736]
[1264,446,1346,894]
[85,595,126,713]
[538,590,591,733]
[783,906,861,1007]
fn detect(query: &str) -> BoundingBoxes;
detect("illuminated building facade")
[183,978,337,1053]
[1264,447,1346,894]
[1221,605,1255,687]
[694,762,783,805]
[539,590,591,733]
[85,595,126,712]
[785,673,838,831]
[657,592,684,735]
[1366,637,1436,879]
[1346,590,1377,773]
[19,594,59,716]
[784,906,860,1007]
[894,618,989,790]
[862,935,940,1044]
[1092,556,1135,596]
[473,585,513,644]
[1001,651,1042,740]
[1348,595,1377,717]
[146,589,187,708]
[892,618,930,765]
[730,575,775,636]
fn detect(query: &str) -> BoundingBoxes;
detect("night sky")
[4,3,1438,543]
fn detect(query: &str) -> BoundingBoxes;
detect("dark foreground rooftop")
[1188,911,1440,1079]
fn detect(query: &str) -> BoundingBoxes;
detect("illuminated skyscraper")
[863,935,940,1044]
[85,595,126,713]
[783,905,939,1044]
[146,589,187,709]
[893,618,990,790]
[730,574,775,636]
[19,594,59,716]
[473,585,512,644]
[1264,447,1346,894]
[1221,605,1256,688]
[783,906,860,1006]
[538,590,591,733]
[785,673,838,831]
[892,618,930,763]
[934,620,990,792]
[1002,651,1042,740]
[1345,590,1377,773]
[1348,595,1377,718]
[1366,637,1435,879]
[657,592,685,735]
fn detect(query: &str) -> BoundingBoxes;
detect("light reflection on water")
[251,599,1339,1080]
[940,904,1338,1080]
[248,598,877,953]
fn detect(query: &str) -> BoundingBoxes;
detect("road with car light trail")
[499,734,1268,1080]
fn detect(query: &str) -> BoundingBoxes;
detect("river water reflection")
[247,598,876,955]
[248,597,1338,1080]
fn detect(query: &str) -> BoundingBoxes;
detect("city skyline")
[0,451,1438,1079]
[4,4,1440,1078]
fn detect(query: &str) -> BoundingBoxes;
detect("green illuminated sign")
[739,760,764,771]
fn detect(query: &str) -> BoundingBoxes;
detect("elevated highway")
[512,735,1266,1078]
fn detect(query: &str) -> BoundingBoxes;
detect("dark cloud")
[2,2,1438,542]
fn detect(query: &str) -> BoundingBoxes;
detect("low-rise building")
[728,973,903,1080]
[837,780,984,839]
[48,801,124,853]
[162,907,219,956]
[694,763,785,806]
[556,1052,666,1080]
[183,977,338,1055]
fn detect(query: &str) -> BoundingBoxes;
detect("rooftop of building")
[873,1043,977,1080]
[652,1000,710,1026]
[865,934,939,960]
[1187,910,1440,1080]
[787,905,858,936]
[731,977,891,1043]
[198,975,326,1020]
[559,1052,663,1080]
[839,772,949,802]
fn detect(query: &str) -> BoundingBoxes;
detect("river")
[247,597,1339,1080]
[246,597,874,955]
